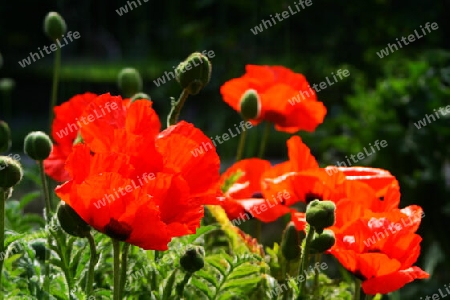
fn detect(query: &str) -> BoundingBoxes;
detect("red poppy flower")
[330,210,429,295]
[333,167,398,198]
[218,158,292,223]
[220,65,326,133]
[55,93,220,250]
[44,92,99,182]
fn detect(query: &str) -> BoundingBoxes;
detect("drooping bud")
[309,230,336,254]
[31,241,46,262]
[130,92,151,103]
[43,12,67,41]
[0,78,15,92]
[175,52,212,95]
[57,202,91,238]
[305,200,336,234]
[118,68,143,98]
[0,121,11,153]
[180,246,205,273]
[281,221,301,261]
[0,156,23,189]
[24,131,53,161]
[239,89,261,120]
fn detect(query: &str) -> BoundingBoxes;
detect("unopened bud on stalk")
[0,121,11,153]
[309,230,336,254]
[0,156,23,189]
[43,12,67,40]
[180,246,205,273]
[57,202,91,238]
[281,221,301,261]
[130,92,151,103]
[118,68,143,98]
[175,52,212,95]
[239,89,261,120]
[305,200,336,234]
[24,131,53,161]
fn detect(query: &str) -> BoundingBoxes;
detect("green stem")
[255,220,262,242]
[257,122,271,158]
[176,272,192,297]
[235,125,247,161]
[0,188,8,299]
[119,243,130,298]
[112,239,121,300]
[86,233,97,297]
[48,43,61,133]
[312,254,321,297]
[364,295,373,300]
[354,279,361,300]
[167,89,190,127]
[38,161,52,218]
[38,161,52,299]
[297,226,315,297]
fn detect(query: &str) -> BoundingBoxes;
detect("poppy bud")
[309,230,336,254]
[175,52,212,95]
[57,202,91,238]
[0,156,23,189]
[43,12,67,41]
[118,68,143,98]
[31,241,46,262]
[0,121,11,153]
[305,200,336,234]
[130,92,151,103]
[281,221,301,261]
[239,89,261,120]
[24,131,53,161]
[0,78,15,92]
[180,246,205,273]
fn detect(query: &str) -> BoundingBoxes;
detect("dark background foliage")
[1,0,449,298]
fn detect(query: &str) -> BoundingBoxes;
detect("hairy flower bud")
[305,200,336,234]
[0,121,11,153]
[309,230,336,254]
[57,202,91,238]
[118,68,143,98]
[43,12,67,40]
[24,131,53,161]
[180,246,205,273]
[239,89,261,120]
[130,92,151,103]
[0,78,15,92]
[0,156,23,189]
[281,221,301,261]
[175,52,212,95]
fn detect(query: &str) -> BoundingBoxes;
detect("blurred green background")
[1,0,450,299]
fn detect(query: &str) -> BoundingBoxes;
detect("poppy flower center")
[104,218,132,241]
[305,192,323,204]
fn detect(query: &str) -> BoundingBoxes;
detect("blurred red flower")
[220,65,326,133]
[55,93,221,250]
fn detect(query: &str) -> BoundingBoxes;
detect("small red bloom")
[220,65,326,133]
[55,94,220,250]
